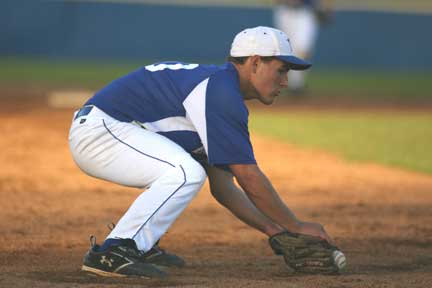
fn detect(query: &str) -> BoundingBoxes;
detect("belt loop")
[74,105,94,120]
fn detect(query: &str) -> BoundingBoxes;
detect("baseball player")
[69,26,342,278]
[274,0,333,94]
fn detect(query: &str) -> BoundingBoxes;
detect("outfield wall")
[1,0,432,70]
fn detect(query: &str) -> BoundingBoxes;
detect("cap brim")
[277,55,312,70]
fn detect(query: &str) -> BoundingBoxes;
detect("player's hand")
[297,221,334,245]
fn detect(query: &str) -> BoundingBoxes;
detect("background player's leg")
[287,8,318,93]
[274,6,318,93]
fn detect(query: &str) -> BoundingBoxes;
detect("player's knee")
[186,158,207,186]
[180,157,207,190]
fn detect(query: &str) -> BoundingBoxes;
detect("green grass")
[1,57,431,102]
[308,69,432,101]
[1,57,431,173]
[0,57,147,88]
[249,111,432,174]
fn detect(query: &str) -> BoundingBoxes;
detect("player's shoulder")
[206,62,240,96]
[206,62,247,116]
[207,62,238,80]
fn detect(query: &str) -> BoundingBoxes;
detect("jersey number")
[145,63,199,72]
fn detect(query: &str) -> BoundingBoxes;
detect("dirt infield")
[1,99,432,287]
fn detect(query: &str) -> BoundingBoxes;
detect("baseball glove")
[269,231,340,274]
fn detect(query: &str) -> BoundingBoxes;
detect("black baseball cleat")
[141,242,185,268]
[81,236,167,278]
[106,222,185,268]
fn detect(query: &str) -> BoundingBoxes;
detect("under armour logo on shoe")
[100,256,114,267]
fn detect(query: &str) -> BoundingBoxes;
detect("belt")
[74,105,94,120]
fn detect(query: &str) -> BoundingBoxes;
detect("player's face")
[250,58,289,105]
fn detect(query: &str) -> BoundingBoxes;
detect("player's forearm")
[206,166,283,236]
[230,164,302,232]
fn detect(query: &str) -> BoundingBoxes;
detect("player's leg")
[69,106,206,252]
[106,153,206,252]
[274,6,318,93]
[288,7,318,93]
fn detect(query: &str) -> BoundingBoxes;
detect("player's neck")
[232,62,255,100]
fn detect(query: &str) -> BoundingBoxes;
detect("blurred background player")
[273,0,333,95]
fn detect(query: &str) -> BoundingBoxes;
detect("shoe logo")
[100,256,114,267]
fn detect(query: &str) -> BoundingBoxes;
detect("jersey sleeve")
[204,72,256,166]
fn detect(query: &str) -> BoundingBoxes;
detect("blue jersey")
[86,62,256,166]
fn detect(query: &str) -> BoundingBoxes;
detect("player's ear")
[250,56,260,73]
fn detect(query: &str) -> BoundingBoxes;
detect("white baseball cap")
[230,26,311,70]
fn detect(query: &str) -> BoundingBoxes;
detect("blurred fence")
[1,0,432,70]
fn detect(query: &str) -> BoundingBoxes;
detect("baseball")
[332,250,347,270]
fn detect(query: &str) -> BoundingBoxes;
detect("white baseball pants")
[69,106,206,251]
